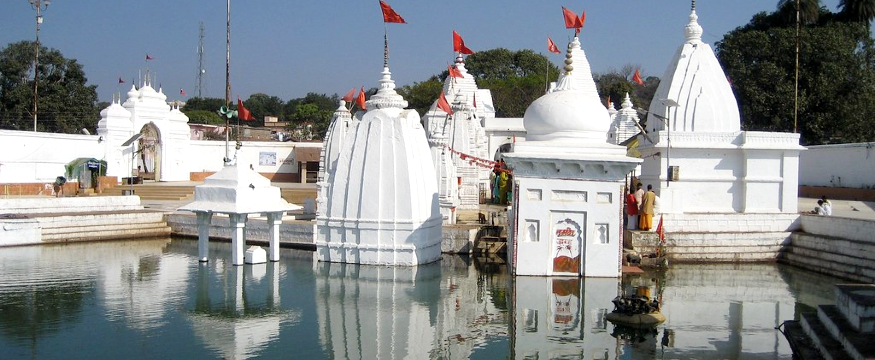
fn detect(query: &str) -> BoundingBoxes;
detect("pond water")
[0,238,844,359]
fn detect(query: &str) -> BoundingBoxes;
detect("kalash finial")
[564,42,574,74]
[383,33,389,68]
[692,0,696,12]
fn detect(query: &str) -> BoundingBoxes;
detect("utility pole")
[196,21,206,98]
[30,0,50,132]
[794,0,800,133]
[224,0,232,164]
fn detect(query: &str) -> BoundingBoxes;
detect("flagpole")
[544,55,550,94]
[224,0,232,165]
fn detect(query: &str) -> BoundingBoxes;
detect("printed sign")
[259,152,277,166]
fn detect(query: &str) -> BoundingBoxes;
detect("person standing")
[626,188,639,230]
[639,185,656,230]
[634,183,644,212]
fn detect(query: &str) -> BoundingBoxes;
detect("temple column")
[267,211,283,261]
[196,211,213,262]
[230,213,248,266]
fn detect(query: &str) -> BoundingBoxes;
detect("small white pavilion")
[315,57,442,265]
[505,38,641,277]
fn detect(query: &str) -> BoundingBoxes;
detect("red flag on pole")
[356,87,367,110]
[180,88,186,96]
[562,7,583,29]
[437,92,453,115]
[342,87,356,102]
[379,1,406,23]
[547,37,561,54]
[580,11,587,28]
[237,97,255,121]
[632,69,644,85]
[453,31,474,55]
[473,93,477,108]
[656,215,665,243]
[145,54,154,61]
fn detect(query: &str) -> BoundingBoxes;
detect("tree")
[397,76,443,117]
[839,0,875,25]
[284,92,338,139]
[717,11,875,144]
[593,67,659,114]
[0,41,99,133]
[241,93,284,127]
[184,110,224,125]
[460,49,559,117]
[182,97,226,113]
[776,0,823,26]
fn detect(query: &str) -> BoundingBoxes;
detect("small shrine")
[505,36,640,277]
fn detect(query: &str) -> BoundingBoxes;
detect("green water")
[0,238,843,359]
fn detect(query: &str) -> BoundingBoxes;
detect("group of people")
[490,160,512,205]
[625,183,658,231]
[812,195,833,216]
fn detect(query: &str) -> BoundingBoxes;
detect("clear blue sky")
[0,0,844,103]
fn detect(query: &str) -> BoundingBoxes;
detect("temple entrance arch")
[138,123,162,181]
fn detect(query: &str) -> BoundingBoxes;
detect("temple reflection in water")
[0,239,839,359]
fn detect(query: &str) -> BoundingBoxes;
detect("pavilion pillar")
[267,211,283,261]
[230,213,248,266]
[196,211,213,262]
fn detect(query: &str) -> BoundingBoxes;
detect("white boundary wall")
[0,129,304,183]
[800,143,875,189]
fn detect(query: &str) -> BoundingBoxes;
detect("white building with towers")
[423,54,495,223]
[315,41,443,265]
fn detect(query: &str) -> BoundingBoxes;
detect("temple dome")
[523,37,610,143]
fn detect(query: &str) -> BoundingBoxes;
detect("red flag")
[547,37,561,54]
[118,77,125,84]
[180,88,186,96]
[145,54,153,61]
[580,11,586,28]
[356,87,367,110]
[656,215,665,243]
[237,97,255,121]
[342,87,356,102]
[473,93,477,108]
[453,31,474,55]
[436,92,453,115]
[562,7,583,29]
[448,64,463,78]
[632,69,644,86]
[379,1,406,24]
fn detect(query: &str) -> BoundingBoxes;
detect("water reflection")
[0,239,851,359]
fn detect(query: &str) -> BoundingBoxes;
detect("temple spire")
[685,1,703,44]
[692,0,696,12]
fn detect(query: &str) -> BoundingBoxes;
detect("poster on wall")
[552,215,584,275]
[259,151,277,166]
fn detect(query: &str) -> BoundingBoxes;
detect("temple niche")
[505,37,640,278]
[423,54,495,223]
[315,63,442,266]
[637,4,804,218]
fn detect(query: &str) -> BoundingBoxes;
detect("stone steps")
[35,211,170,243]
[102,185,194,200]
[629,230,791,262]
[790,284,875,360]
[779,233,875,284]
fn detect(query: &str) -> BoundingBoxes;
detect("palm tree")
[777,0,822,26]
[839,0,875,25]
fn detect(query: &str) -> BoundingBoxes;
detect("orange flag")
[632,69,644,85]
[379,1,406,23]
[580,11,586,28]
[237,98,255,121]
[547,37,561,54]
[453,31,474,55]
[437,92,453,115]
[656,215,665,243]
[342,87,356,102]
[356,87,367,110]
[448,64,463,78]
[562,7,583,29]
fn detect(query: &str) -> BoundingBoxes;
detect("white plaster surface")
[316,66,442,266]
[179,164,300,214]
[799,143,875,189]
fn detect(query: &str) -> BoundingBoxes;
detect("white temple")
[97,79,191,182]
[608,93,642,145]
[424,55,495,222]
[315,56,443,265]
[637,3,804,216]
[505,38,641,277]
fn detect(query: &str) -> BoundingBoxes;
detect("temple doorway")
[138,123,162,181]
